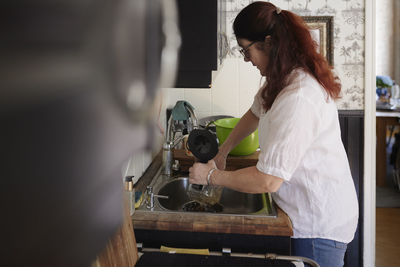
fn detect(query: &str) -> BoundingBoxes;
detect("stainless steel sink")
[137,170,277,217]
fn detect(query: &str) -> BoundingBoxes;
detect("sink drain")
[182,200,223,213]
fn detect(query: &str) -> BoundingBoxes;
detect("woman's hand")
[213,152,227,170]
[189,160,217,185]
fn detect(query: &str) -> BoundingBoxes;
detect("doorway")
[375,1,400,266]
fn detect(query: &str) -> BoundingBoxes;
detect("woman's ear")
[264,35,271,46]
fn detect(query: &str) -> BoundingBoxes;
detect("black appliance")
[187,129,219,163]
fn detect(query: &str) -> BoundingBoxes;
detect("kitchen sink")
[137,169,277,217]
[158,177,266,214]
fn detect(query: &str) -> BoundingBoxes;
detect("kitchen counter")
[132,150,293,237]
[133,207,292,236]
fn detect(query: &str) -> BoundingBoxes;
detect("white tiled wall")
[123,151,155,184]
[211,58,240,117]
[165,57,262,119]
[237,58,265,115]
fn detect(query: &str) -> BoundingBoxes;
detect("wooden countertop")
[133,207,292,236]
[132,149,293,237]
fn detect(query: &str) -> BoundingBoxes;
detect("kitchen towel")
[171,101,195,121]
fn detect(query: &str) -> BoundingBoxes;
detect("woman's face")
[237,38,270,76]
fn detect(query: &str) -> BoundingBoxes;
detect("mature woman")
[189,2,358,267]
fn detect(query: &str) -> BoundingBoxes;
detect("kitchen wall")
[376,0,394,78]
[125,0,366,181]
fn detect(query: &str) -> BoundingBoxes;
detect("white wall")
[376,0,394,77]
[122,151,153,184]
[165,58,262,119]
[395,1,400,84]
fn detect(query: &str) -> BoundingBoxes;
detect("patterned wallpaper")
[224,0,365,110]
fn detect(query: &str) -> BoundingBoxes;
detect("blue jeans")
[291,238,348,267]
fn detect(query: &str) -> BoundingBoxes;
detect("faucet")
[145,186,169,210]
[163,103,198,176]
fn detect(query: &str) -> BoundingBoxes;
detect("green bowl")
[213,118,259,156]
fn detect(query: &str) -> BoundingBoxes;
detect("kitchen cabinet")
[174,0,227,88]
[135,230,291,256]
[338,110,364,267]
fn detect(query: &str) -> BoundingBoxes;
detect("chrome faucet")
[163,103,198,176]
[146,186,169,210]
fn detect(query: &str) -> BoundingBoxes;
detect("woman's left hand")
[189,160,217,185]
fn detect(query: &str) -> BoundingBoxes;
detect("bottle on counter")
[124,176,135,216]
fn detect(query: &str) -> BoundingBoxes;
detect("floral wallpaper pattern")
[224,0,365,110]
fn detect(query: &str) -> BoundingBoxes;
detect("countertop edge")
[132,207,293,236]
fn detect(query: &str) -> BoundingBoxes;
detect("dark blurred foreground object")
[0,0,179,266]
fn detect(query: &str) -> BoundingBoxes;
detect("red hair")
[233,2,341,111]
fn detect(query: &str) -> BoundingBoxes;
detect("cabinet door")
[338,110,364,267]
[175,0,218,88]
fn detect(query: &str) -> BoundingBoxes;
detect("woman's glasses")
[239,41,257,58]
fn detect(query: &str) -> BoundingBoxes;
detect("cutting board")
[173,149,259,171]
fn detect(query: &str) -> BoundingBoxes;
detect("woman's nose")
[243,56,250,62]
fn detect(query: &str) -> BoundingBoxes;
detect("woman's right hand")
[213,151,227,170]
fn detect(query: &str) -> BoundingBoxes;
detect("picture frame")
[302,16,334,66]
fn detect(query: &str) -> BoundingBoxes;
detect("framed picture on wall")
[302,16,334,66]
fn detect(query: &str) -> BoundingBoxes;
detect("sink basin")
[152,177,276,217]
[157,178,192,211]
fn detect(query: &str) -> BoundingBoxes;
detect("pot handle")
[204,121,216,129]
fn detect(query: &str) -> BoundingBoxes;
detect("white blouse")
[250,69,358,243]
